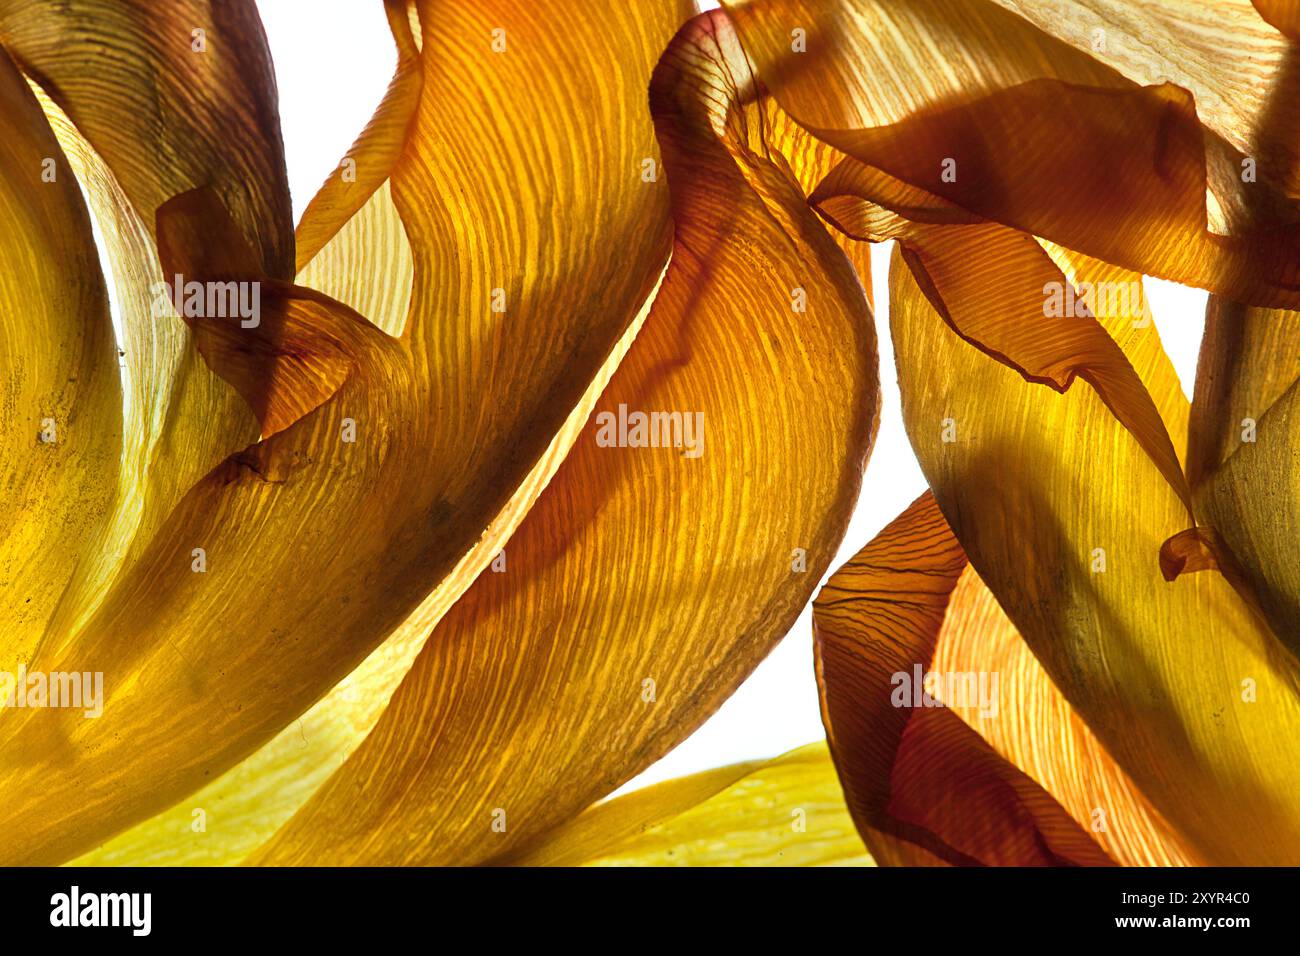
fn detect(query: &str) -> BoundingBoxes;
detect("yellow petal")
[1152,0,1300,655]
[835,209,1191,511]
[0,0,690,864]
[1188,375,1300,649]
[0,0,295,277]
[72,280,656,866]
[247,10,878,866]
[989,0,1300,200]
[889,242,1300,864]
[511,743,871,867]
[293,0,422,275]
[292,3,417,336]
[296,180,414,338]
[0,48,120,674]
[26,87,260,643]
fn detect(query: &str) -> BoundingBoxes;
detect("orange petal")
[248,10,878,866]
[933,566,1201,866]
[813,493,1115,866]
[293,0,423,273]
[0,0,691,865]
[0,0,295,277]
[890,241,1300,864]
[722,0,1300,307]
[1253,0,1300,39]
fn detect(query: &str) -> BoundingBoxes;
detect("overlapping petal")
[888,243,1300,864]
[932,563,1200,867]
[0,0,294,275]
[714,7,1300,866]
[293,0,422,275]
[715,0,1300,510]
[0,0,690,865]
[1183,357,1300,650]
[813,493,1118,866]
[816,199,1192,510]
[0,47,120,677]
[989,0,1300,207]
[29,90,262,639]
[1152,0,1300,652]
[1,0,1294,873]
[246,9,877,866]
[73,295,652,866]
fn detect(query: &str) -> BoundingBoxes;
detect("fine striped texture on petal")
[814,493,1115,866]
[9,0,1296,873]
[1160,7,1300,651]
[889,244,1300,864]
[72,284,655,867]
[0,47,121,678]
[248,9,877,866]
[0,0,294,278]
[153,185,385,438]
[932,567,1200,866]
[1187,303,1300,488]
[723,0,1266,511]
[1183,365,1300,650]
[0,0,690,865]
[989,0,1300,204]
[26,86,261,642]
[822,201,1191,511]
[293,0,422,275]
[721,0,1300,308]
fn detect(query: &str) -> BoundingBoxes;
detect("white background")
[256,0,1207,795]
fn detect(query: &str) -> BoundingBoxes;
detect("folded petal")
[23,87,260,641]
[154,185,390,438]
[816,82,1299,308]
[933,565,1200,866]
[814,493,1115,866]
[0,48,121,675]
[889,243,1300,864]
[1185,376,1300,649]
[247,10,878,866]
[1170,21,1300,651]
[293,0,422,275]
[989,0,1298,197]
[0,0,294,277]
[722,0,1300,307]
[0,0,691,864]
[819,199,1191,510]
[73,294,650,866]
